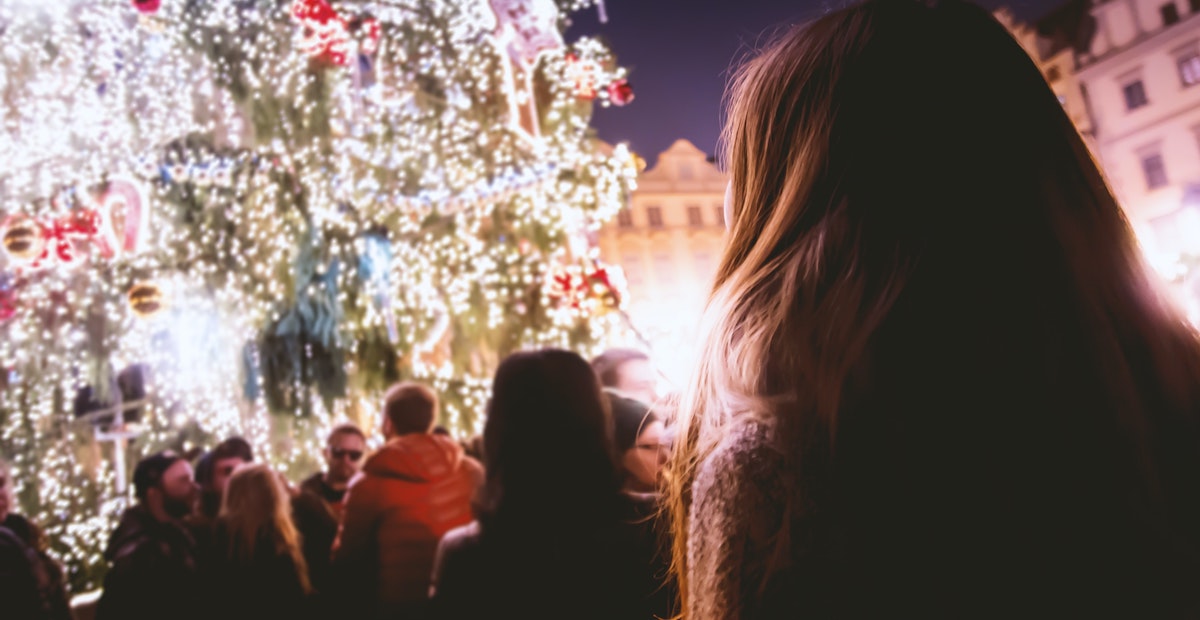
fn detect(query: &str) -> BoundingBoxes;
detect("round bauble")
[3,217,45,262]
[128,281,166,318]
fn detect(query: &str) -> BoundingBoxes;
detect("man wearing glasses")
[301,423,367,519]
[294,423,367,600]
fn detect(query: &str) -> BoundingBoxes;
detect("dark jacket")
[333,433,482,618]
[0,514,72,620]
[199,522,311,620]
[96,505,201,620]
[291,483,338,595]
[430,493,674,620]
[300,472,348,514]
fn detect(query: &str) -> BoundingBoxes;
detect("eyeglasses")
[331,449,364,462]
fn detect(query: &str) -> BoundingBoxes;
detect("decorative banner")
[490,0,563,66]
[144,150,558,216]
[489,0,563,139]
[90,177,150,259]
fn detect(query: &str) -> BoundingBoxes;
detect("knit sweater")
[687,418,789,620]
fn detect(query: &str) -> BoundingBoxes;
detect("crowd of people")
[6,0,1200,617]
[0,346,672,620]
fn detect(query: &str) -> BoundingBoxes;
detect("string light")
[0,0,639,591]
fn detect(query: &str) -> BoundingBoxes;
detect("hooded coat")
[333,432,482,617]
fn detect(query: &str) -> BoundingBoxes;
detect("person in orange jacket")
[332,382,482,619]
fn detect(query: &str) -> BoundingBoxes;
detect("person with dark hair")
[295,423,365,597]
[301,424,366,517]
[333,382,481,618]
[0,457,72,620]
[590,348,658,404]
[666,1,1200,617]
[607,392,667,494]
[97,451,202,620]
[430,350,673,619]
[200,464,312,620]
[195,436,254,522]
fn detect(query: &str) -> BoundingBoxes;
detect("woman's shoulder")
[694,417,783,498]
[690,416,787,541]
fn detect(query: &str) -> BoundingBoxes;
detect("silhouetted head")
[382,382,438,438]
[477,349,623,533]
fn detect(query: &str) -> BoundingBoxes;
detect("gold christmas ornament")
[3,217,44,261]
[128,282,166,318]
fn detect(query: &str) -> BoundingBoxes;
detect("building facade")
[1007,0,1200,319]
[1075,0,1200,267]
[596,139,727,386]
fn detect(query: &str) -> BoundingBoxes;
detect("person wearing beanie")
[607,391,668,494]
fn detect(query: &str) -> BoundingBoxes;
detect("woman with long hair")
[202,463,312,619]
[430,349,672,619]
[667,0,1200,617]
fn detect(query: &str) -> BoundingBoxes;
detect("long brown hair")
[220,463,312,593]
[475,349,624,535]
[667,0,1200,613]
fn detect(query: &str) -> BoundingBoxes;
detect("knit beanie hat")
[606,391,658,454]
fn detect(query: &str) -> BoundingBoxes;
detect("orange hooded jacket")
[333,432,482,615]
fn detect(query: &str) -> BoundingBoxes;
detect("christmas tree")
[0,0,637,590]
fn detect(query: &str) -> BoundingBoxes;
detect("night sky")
[565,0,1066,165]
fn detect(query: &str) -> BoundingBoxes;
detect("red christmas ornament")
[608,79,634,106]
[132,0,161,14]
[292,0,351,65]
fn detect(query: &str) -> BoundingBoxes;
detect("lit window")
[1162,2,1181,25]
[687,205,703,227]
[1141,152,1169,190]
[617,208,633,228]
[647,206,664,228]
[1123,79,1148,111]
[1180,51,1200,86]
